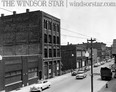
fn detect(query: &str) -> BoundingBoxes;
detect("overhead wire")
[61,28,92,38]
[0,7,13,13]
[61,34,88,39]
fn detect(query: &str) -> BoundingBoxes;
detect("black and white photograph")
[0,0,116,92]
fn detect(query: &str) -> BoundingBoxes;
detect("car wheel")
[41,87,43,90]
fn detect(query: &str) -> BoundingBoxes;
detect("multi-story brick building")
[0,9,61,91]
[61,44,87,72]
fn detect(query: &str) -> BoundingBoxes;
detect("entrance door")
[39,71,42,80]
[22,56,28,86]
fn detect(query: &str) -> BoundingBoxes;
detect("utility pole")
[87,38,96,92]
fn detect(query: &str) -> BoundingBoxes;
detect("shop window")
[44,19,47,29]
[44,34,47,43]
[5,75,21,85]
[5,70,22,85]
[49,49,52,57]
[28,68,38,79]
[44,48,48,58]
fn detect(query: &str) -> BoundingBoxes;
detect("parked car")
[94,63,100,67]
[30,80,51,92]
[76,70,87,79]
[30,86,42,92]
[71,71,78,76]
[77,70,85,74]
[100,61,105,65]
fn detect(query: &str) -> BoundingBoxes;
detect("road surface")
[43,61,114,92]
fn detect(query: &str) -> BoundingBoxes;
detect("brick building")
[0,9,61,91]
[61,44,87,72]
[82,42,106,61]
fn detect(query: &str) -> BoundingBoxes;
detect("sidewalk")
[10,72,71,92]
[98,78,116,92]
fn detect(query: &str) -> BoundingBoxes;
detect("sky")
[0,0,116,47]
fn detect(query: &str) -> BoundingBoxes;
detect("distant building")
[0,9,61,91]
[112,39,116,63]
[88,48,98,64]
[80,42,106,61]
[61,44,87,72]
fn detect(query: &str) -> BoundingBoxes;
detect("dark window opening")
[44,48,48,58]
[53,49,56,57]
[48,21,52,30]
[57,24,60,32]
[53,36,56,44]
[53,23,56,31]
[44,20,47,29]
[48,35,52,43]
[44,34,47,43]
[57,36,60,44]
[49,49,52,57]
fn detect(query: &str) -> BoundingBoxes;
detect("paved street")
[43,61,114,92]
[10,61,114,92]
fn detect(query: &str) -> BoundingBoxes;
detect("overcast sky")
[0,0,116,46]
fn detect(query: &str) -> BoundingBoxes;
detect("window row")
[44,19,60,32]
[5,70,22,78]
[44,34,60,44]
[44,48,60,58]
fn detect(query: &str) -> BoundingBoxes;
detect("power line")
[0,7,13,13]
[61,34,88,39]
[61,28,92,38]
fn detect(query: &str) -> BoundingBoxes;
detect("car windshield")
[78,71,84,74]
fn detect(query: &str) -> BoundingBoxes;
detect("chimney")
[1,14,4,17]
[13,11,16,15]
[26,9,29,13]
[67,42,69,45]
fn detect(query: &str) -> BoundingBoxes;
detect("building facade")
[82,42,106,61]
[61,44,87,72]
[0,9,61,91]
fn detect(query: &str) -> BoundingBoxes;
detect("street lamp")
[85,51,89,69]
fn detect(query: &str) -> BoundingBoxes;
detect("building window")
[44,19,47,29]
[5,70,22,85]
[49,48,52,57]
[57,49,60,57]
[48,21,52,30]
[53,23,56,31]
[57,24,60,32]
[76,51,81,57]
[48,35,52,43]
[44,34,47,43]
[57,36,60,44]
[5,70,21,78]
[53,49,56,57]
[53,36,56,44]
[28,68,38,79]
[44,48,48,58]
